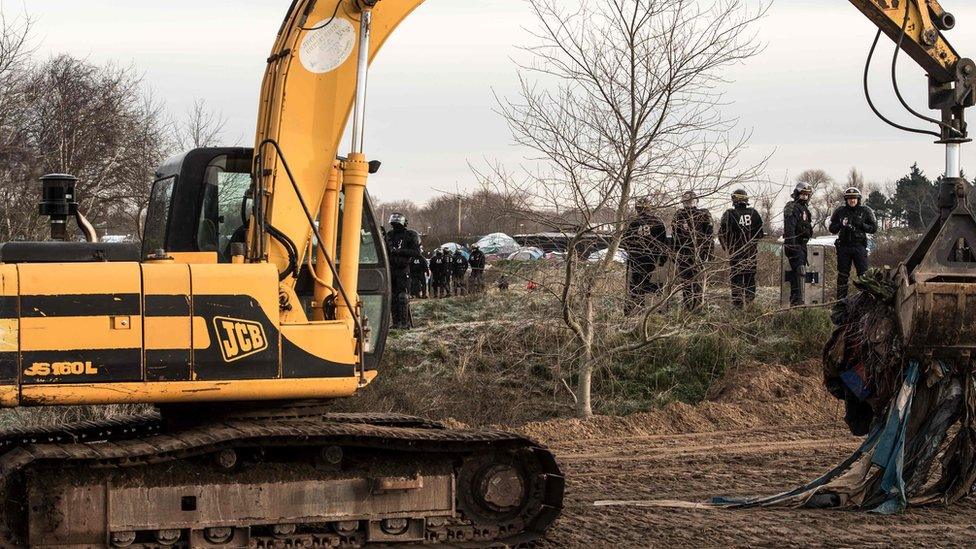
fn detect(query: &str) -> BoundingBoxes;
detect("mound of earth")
[522,359,839,445]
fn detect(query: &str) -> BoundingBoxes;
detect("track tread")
[0,411,563,547]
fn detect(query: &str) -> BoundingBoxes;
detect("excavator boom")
[849,0,959,82]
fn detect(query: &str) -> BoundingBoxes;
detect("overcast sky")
[20,0,976,203]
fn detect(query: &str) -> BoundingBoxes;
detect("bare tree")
[484,0,765,417]
[846,167,865,190]
[755,188,780,235]
[0,4,33,180]
[175,98,228,150]
[0,54,172,241]
[797,169,841,233]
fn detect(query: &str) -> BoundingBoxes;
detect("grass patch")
[340,273,833,425]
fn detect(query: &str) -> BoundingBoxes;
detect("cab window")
[196,155,253,262]
[142,176,175,256]
[336,192,381,266]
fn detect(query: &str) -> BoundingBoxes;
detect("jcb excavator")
[0,0,970,547]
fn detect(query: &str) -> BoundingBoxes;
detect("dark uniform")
[468,247,487,293]
[783,187,814,306]
[672,199,714,312]
[621,209,670,313]
[409,255,429,298]
[829,190,877,301]
[430,251,449,298]
[451,251,469,296]
[384,215,422,329]
[719,199,765,308]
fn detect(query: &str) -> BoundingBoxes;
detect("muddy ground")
[521,360,976,548]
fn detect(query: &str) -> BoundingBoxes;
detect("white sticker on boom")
[300,18,356,74]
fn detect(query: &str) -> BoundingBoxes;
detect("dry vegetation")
[333,259,834,426]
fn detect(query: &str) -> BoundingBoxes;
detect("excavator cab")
[145,147,391,370]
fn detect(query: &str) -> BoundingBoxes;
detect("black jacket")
[452,254,469,276]
[385,226,422,272]
[783,200,813,251]
[430,255,449,277]
[622,212,670,269]
[719,204,765,252]
[829,204,877,247]
[672,207,714,262]
[469,249,486,270]
[409,256,429,277]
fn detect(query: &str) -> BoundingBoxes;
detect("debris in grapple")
[711,267,976,513]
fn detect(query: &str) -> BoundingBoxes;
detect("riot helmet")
[793,182,813,202]
[389,212,407,229]
[731,189,749,205]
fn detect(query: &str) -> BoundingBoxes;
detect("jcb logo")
[213,316,268,362]
[24,361,98,377]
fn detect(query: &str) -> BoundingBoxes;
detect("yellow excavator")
[0,0,969,547]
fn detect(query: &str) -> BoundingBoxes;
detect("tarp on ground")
[587,247,628,263]
[507,246,545,261]
[475,233,520,256]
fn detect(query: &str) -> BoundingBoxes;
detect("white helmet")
[389,213,407,227]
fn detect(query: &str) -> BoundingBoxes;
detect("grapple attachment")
[896,178,976,360]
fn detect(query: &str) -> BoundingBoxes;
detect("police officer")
[621,196,670,313]
[783,182,814,306]
[409,249,430,299]
[468,245,487,293]
[829,187,878,301]
[719,189,765,308]
[441,248,455,297]
[429,249,447,298]
[672,191,714,312]
[451,249,469,296]
[384,213,422,329]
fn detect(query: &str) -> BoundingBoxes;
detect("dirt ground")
[521,360,976,548]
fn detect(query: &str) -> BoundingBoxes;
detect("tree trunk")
[576,292,595,419]
[576,356,593,418]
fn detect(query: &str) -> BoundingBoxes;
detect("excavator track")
[0,411,563,548]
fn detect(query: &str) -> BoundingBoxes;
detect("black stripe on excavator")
[0,353,15,384]
[144,295,190,316]
[0,296,16,319]
[281,335,357,379]
[20,294,141,317]
[20,349,141,385]
[146,349,191,381]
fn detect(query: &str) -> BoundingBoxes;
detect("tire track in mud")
[538,421,976,548]
[525,357,976,547]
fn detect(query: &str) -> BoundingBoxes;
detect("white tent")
[507,247,545,261]
[437,242,469,258]
[475,232,520,256]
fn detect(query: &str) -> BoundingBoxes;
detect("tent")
[475,233,520,256]
[507,247,545,261]
[436,242,469,259]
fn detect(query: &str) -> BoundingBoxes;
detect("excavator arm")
[849,0,959,81]
[251,0,425,326]
[847,0,976,142]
